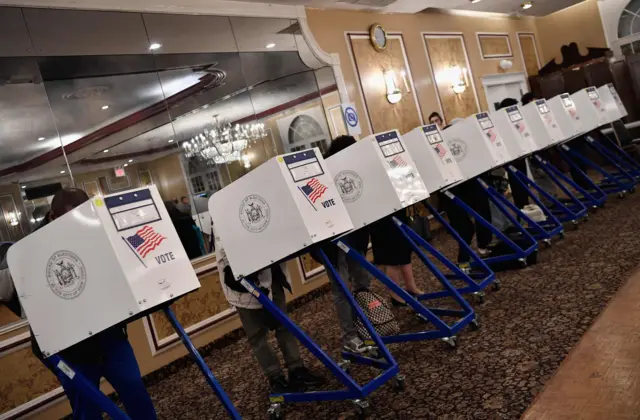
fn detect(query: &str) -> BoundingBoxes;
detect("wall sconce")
[450,65,468,94]
[242,154,251,169]
[8,211,20,227]
[383,70,402,104]
[499,59,513,71]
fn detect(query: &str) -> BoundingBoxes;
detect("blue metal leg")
[164,307,242,420]
[522,156,588,223]
[46,354,130,420]
[559,143,633,195]
[422,201,496,296]
[552,147,608,207]
[503,165,565,242]
[238,252,399,404]
[334,237,475,344]
[587,136,640,182]
[445,184,538,268]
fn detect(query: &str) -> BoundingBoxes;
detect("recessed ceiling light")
[149,43,162,51]
[124,163,129,167]
[266,43,276,49]
[103,149,109,153]
[60,170,66,174]
[21,185,26,189]
[37,136,45,141]
[168,139,174,143]
[470,0,482,3]
[128,159,133,163]
[521,1,533,9]
[101,105,109,110]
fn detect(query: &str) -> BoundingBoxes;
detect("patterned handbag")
[353,290,400,339]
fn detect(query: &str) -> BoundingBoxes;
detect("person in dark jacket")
[25,188,157,419]
[164,200,203,260]
[311,136,372,353]
[498,97,531,210]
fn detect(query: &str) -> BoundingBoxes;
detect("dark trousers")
[566,137,593,189]
[508,158,531,210]
[441,179,493,263]
[53,337,157,419]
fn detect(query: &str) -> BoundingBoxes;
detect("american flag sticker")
[300,178,328,203]
[487,129,497,143]
[389,155,408,168]
[516,123,525,134]
[434,144,447,158]
[124,225,166,258]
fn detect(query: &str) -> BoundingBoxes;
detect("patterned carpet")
[140,192,640,420]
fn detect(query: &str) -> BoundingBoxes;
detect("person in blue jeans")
[25,188,157,419]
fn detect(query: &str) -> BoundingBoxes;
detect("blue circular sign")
[344,106,359,128]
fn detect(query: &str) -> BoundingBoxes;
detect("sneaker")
[477,248,492,257]
[289,367,325,388]
[343,336,369,354]
[269,375,290,394]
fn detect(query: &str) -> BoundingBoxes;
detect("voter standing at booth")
[14,188,158,420]
[309,135,372,353]
[499,98,531,210]
[214,230,325,394]
[436,117,494,264]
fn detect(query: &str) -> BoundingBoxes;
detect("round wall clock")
[369,23,387,52]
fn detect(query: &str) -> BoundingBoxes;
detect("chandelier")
[182,115,267,165]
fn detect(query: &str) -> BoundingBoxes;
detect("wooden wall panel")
[518,33,541,77]
[349,35,423,134]
[478,34,512,59]
[423,35,479,122]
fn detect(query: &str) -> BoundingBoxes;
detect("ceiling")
[230,0,586,16]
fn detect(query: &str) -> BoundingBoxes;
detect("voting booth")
[7,185,200,356]
[572,86,610,128]
[491,105,538,159]
[547,93,586,141]
[598,83,628,122]
[209,148,401,416]
[441,112,512,180]
[209,148,353,279]
[521,99,566,149]
[326,130,429,228]
[402,124,464,194]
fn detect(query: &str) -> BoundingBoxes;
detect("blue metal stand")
[333,222,476,346]
[586,135,640,183]
[505,164,565,244]
[558,142,635,198]
[164,307,242,420]
[420,201,498,301]
[239,249,399,411]
[532,153,602,212]
[529,155,589,224]
[47,354,130,420]
[445,180,538,269]
[46,310,241,420]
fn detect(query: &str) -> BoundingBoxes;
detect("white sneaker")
[343,337,369,354]
[477,248,492,257]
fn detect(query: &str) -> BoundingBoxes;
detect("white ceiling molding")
[0,0,300,18]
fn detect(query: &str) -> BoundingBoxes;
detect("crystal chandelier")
[182,115,267,165]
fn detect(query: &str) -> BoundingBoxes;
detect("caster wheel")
[353,399,371,419]
[268,403,284,420]
[572,220,579,230]
[338,360,352,374]
[473,292,485,304]
[559,231,565,240]
[618,192,626,199]
[442,336,457,348]
[492,280,501,291]
[543,239,552,248]
[518,258,527,268]
[470,318,481,331]
[630,186,636,193]
[392,374,406,392]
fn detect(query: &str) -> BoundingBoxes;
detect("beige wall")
[306,8,542,133]
[535,0,607,65]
